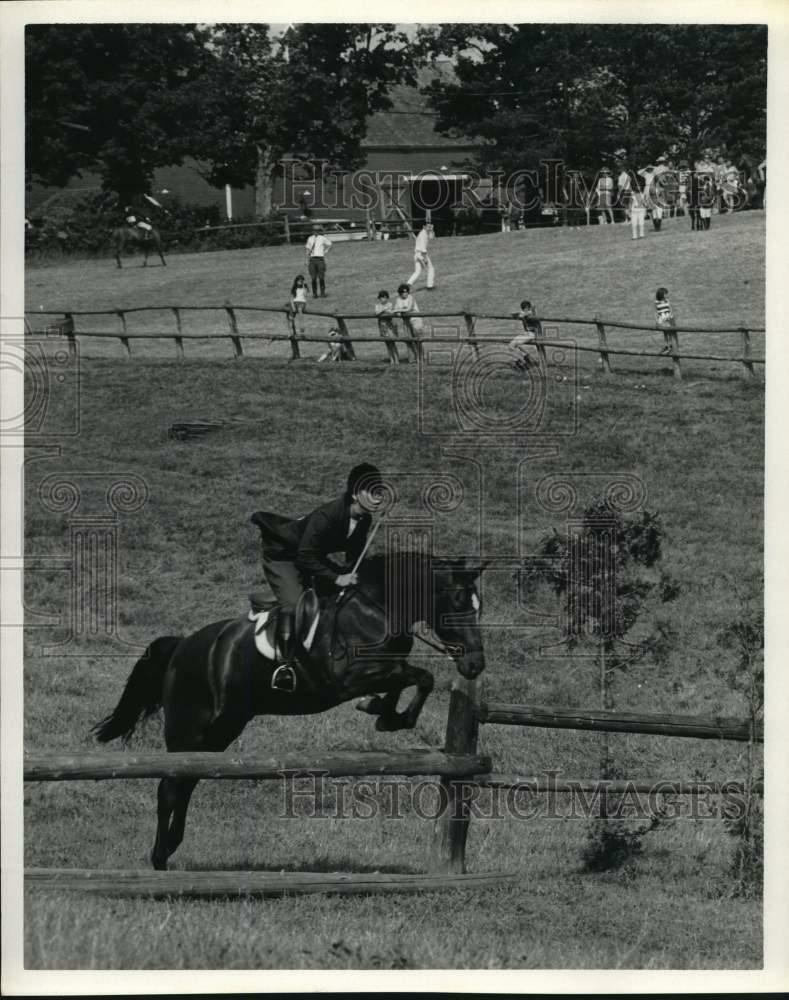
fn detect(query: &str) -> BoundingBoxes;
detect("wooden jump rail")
[479,702,763,742]
[24,747,516,899]
[23,749,491,782]
[430,679,764,874]
[25,869,508,900]
[26,305,764,380]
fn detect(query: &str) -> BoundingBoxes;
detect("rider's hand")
[336,572,358,588]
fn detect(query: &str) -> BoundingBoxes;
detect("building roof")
[362,60,479,150]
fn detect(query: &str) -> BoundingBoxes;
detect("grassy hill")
[22,210,764,968]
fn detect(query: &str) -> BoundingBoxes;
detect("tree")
[526,496,679,871]
[183,23,417,217]
[417,24,767,182]
[25,24,210,200]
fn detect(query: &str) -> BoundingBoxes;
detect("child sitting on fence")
[290,274,308,334]
[655,287,676,355]
[375,290,399,365]
[317,326,353,363]
[509,300,543,371]
[391,283,423,363]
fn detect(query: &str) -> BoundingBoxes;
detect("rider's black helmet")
[346,462,383,499]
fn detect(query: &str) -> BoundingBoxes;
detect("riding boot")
[271,608,298,692]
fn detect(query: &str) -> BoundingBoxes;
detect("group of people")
[595,160,736,239]
[508,287,677,371]
[288,221,436,364]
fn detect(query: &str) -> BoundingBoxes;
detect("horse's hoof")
[151,851,167,871]
[356,696,384,715]
[376,714,407,732]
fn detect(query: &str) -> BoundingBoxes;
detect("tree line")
[26,23,766,217]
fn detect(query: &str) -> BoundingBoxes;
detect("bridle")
[338,581,479,661]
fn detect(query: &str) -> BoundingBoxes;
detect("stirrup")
[271,663,297,693]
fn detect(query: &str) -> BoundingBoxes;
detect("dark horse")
[113,225,166,268]
[93,551,486,870]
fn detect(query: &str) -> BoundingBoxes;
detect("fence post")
[283,214,291,245]
[739,324,755,379]
[594,317,612,374]
[224,303,243,358]
[171,307,184,360]
[431,678,482,874]
[285,310,300,360]
[669,327,682,380]
[336,316,357,361]
[114,311,132,358]
[463,312,480,359]
[64,313,77,357]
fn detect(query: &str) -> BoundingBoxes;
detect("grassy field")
[22,210,764,969]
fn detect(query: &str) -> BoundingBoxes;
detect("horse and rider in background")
[113,193,167,268]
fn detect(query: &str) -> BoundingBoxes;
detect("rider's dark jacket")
[264,495,371,586]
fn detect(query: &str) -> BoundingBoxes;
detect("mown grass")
[22,210,764,969]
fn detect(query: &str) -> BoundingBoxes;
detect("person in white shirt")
[290,274,308,334]
[617,166,632,223]
[596,168,615,224]
[305,224,332,298]
[407,223,435,290]
[391,283,423,362]
[630,178,647,240]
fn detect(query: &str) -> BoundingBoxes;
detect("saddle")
[248,588,321,694]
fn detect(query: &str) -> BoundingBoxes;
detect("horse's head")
[431,558,487,679]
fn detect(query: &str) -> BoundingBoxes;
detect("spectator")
[391,283,423,362]
[305,224,332,298]
[699,173,714,229]
[617,164,632,223]
[688,169,701,231]
[408,223,435,291]
[630,176,647,240]
[655,287,676,355]
[317,326,353,363]
[290,274,308,334]
[375,290,399,366]
[596,168,615,224]
[509,300,543,371]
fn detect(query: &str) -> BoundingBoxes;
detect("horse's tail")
[92,635,181,743]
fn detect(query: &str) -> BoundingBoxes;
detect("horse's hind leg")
[152,711,249,869]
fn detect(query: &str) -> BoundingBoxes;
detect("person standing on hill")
[630,177,647,240]
[408,223,435,291]
[596,168,615,224]
[305,224,332,298]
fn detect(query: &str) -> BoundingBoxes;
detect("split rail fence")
[28,305,764,380]
[431,679,764,874]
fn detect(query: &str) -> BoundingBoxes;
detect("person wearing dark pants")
[305,224,332,297]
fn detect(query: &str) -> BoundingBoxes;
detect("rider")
[124,204,154,238]
[258,462,384,683]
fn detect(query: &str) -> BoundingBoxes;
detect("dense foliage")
[416,25,767,175]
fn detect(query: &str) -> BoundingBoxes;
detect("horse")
[92,549,487,870]
[112,225,166,268]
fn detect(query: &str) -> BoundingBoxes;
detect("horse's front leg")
[373,661,434,732]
